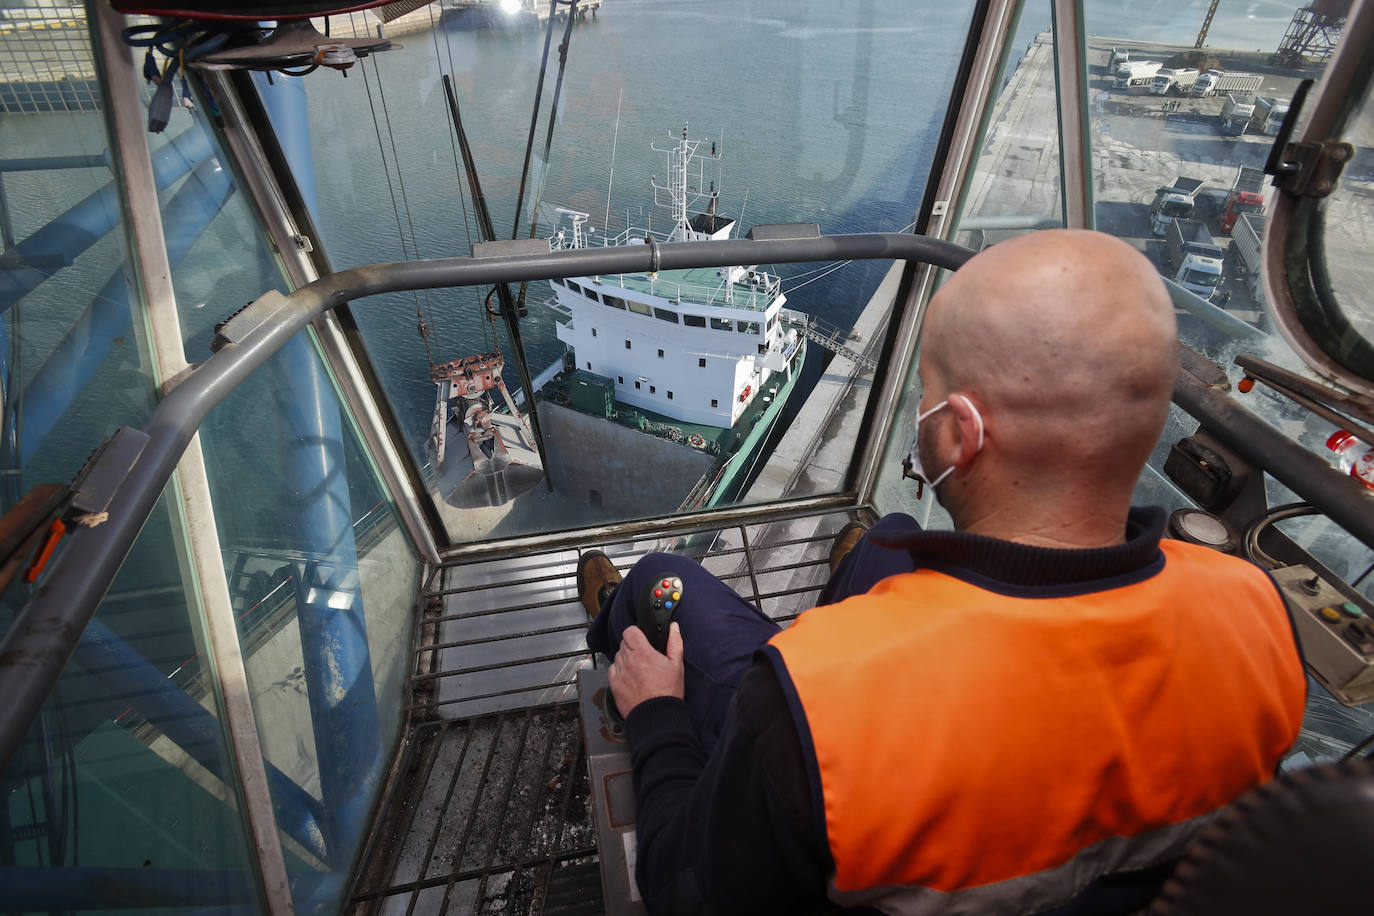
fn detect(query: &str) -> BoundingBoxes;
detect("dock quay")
[957,28,1373,333]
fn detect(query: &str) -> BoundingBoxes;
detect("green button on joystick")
[1341,602,1365,619]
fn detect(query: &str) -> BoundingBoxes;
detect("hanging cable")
[426,2,488,350]
[511,0,561,241]
[356,42,435,369]
[517,0,582,313]
[370,48,443,355]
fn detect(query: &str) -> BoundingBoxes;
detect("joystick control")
[638,574,683,654]
[601,573,685,729]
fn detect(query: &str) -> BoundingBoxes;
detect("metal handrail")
[0,230,974,772]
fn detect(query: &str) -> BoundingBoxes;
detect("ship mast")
[652,123,715,243]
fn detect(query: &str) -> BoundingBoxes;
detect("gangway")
[779,308,879,371]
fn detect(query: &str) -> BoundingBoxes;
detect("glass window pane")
[1,10,261,909]
[292,3,975,541]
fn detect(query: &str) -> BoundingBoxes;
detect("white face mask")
[906,394,984,494]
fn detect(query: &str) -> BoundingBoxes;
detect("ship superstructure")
[544,127,805,485]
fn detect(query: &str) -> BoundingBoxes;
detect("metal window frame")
[0,231,972,786]
[1264,0,1374,396]
[201,68,443,566]
[854,0,1022,505]
[85,3,294,912]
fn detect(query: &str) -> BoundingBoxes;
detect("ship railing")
[596,271,776,313]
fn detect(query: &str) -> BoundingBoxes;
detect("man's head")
[916,230,1178,545]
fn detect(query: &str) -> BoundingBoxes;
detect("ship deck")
[585,264,779,313]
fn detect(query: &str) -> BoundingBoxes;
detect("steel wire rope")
[511,1,561,242]
[426,2,489,350]
[517,0,581,314]
[353,19,436,368]
[368,40,445,364]
[780,218,917,295]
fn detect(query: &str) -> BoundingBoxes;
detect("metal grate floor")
[351,505,868,915]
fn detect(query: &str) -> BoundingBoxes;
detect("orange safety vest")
[766,540,1305,914]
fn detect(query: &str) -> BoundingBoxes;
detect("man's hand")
[608,622,684,716]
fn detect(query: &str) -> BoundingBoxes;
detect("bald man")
[579,231,1305,915]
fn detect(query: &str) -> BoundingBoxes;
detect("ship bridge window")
[586,290,601,303]
[628,299,652,316]
[684,314,706,328]
[739,321,760,334]
[711,317,733,331]
[654,307,679,323]
[567,280,584,295]
[551,278,565,287]
[604,294,626,309]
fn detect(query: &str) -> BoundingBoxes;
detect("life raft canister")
[739,384,752,403]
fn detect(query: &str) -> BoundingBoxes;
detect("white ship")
[541,125,808,508]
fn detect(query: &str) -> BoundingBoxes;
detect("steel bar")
[853,0,1017,505]
[402,722,473,916]
[1051,0,1094,228]
[0,126,210,312]
[19,155,234,463]
[443,74,554,491]
[0,231,967,777]
[0,154,108,173]
[407,679,580,714]
[209,69,442,568]
[87,5,297,914]
[1261,0,1374,395]
[439,714,505,912]
[1173,368,1374,550]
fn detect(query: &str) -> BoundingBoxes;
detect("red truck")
[1220,166,1266,233]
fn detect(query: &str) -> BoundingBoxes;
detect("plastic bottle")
[1325,430,1374,492]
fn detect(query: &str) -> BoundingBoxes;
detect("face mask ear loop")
[952,394,985,451]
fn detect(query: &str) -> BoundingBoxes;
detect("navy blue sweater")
[621,509,1177,915]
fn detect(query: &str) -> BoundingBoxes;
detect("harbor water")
[2,0,1303,498]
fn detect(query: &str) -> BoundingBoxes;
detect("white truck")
[1220,93,1256,134]
[1151,68,1200,95]
[1165,218,1225,301]
[1255,96,1290,135]
[1108,46,1131,71]
[1230,212,1265,302]
[1113,61,1162,90]
[1193,70,1264,97]
[1150,176,1206,236]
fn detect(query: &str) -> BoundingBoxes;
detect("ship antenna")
[604,89,623,234]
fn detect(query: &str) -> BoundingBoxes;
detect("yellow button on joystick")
[1318,607,1343,624]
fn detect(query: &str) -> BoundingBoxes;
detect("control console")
[637,574,683,654]
[1272,564,1374,706]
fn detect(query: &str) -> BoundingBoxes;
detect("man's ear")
[948,394,985,467]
